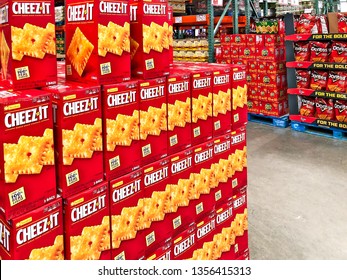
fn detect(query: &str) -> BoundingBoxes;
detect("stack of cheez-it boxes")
[0,0,250,260]
[0,0,65,260]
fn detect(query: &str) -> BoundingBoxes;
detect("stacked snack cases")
[0,3,250,260]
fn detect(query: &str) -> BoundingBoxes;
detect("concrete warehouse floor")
[247,122,347,260]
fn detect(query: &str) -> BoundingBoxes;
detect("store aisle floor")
[247,122,347,260]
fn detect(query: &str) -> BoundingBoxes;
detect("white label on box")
[66,169,80,186]
[15,66,30,80]
[9,187,26,206]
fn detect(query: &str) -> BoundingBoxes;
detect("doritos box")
[138,77,168,165]
[0,197,63,260]
[231,64,248,130]
[130,0,170,79]
[102,80,141,180]
[65,0,131,84]
[335,100,347,123]
[230,127,247,192]
[44,81,103,198]
[109,169,145,260]
[0,0,57,90]
[0,90,56,220]
[247,99,260,114]
[191,211,217,260]
[167,70,192,155]
[232,186,248,259]
[166,148,194,234]
[141,158,171,250]
[63,182,110,260]
[192,140,215,221]
[214,197,236,260]
[212,133,233,206]
[326,71,347,93]
[146,237,172,260]
[172,222,196,260]
[211,65,232,137]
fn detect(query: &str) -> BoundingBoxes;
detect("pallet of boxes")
[0,0,249,260]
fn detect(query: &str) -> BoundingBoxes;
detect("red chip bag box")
[294,42,310,62]
[109,169,145,260]
[338,13,347,33]
[0,0,57,90]
[315,98,334,120]
[310,41,330,63]
[0,90,57,220]
[310,70,327,91]
[138,77,168,165]
[335,100,347,123]
[167,70,192,155]
[130,0,170,79]
[296,14,317,34]
[43,81,104,198]
[299,97,315,117]
[329,41,347,64]
[65,0,131,84]
[102,80,141,181]
[0,197,63,260]
[296,70,311,89]
[64,182,110,260]
[326,71,347,93]
[232,64,248,130]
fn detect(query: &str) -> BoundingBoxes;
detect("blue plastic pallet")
[291,121,347,141]
[248,113,290,128]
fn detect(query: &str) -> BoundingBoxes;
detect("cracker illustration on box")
[66,27,94,76]
[3,128,55,183]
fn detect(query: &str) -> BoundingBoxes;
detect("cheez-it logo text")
[71,195,106,222]
[0,220,10,252]
[67,2,94,22]
[63,97,98,116]
[5,105,49,129]
[12,1,51,15]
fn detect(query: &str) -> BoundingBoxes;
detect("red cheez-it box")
[167,70,192,155]
[233,186,248,259]
[172,222,196,260]
[230,126,247,192]
[0,90,56,220]
[141,158,171,251]
[231,65,248,130]
[130,0,170,79]
[146,237,172,260]
[43,81,104,198]
[0,198,63,260]
[138,77,168,165]
[212,133,233,207]
[193,140,215,221]
[166,148,194,234]
[65,0,131,84]
[64,182,110,260]
[102,81,140,180]
[191,211,217,260]
[0,0,57,90]
[109,170,145,260]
